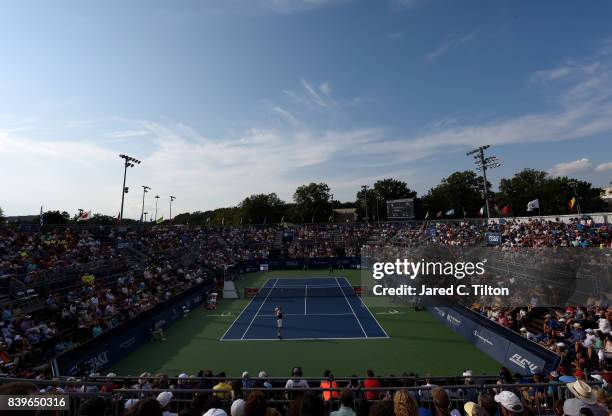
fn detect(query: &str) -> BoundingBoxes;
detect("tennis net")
[244,284,358,298]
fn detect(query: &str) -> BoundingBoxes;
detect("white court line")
[258,313,354,317]
[219,277,274,341]
[240,278,278,340]
[335,277,368,338]
[355,295,390,338]
[304,285,307,315]
[220,336,390,342]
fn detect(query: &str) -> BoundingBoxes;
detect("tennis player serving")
[274,306,283,339]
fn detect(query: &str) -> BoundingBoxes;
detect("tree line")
[1,169,605,226]
[173,169,604,225]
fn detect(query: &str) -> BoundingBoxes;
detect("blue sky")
[1,0,611,218]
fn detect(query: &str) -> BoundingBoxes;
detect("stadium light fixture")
[361,185,369,223]
[169,195,176,221]
[119,154,141,222]
[467,145,501,220]
[140,186,151,223]
[154,195,160,222]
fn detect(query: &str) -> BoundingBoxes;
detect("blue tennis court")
[221,277,388,341]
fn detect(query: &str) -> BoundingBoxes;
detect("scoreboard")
[386,198,417,219]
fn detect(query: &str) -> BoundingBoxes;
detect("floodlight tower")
[119,154,141,222]
[154,195,160,222]
[169,196,176,221]
[362,185,369,223]
[466,145,501,219]
[140,186,151,222]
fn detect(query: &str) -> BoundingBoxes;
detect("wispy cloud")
[300,79,338,109]
[425,29,481,63]
[104,130,149,139]
[548,158,593,177]
[596,162,612,172]
[272,106,302,126]
[256,0,349,14]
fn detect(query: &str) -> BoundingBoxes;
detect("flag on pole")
[221,217,225,226]
[77,210,92,221]
[436,211,443,218]
[445,209,455,216]
[40,206,44,226]
[280,216,284,223]
[478,206,485,217]
[526,199,539,212]
[424,211,429,220]
[156,217,164,224]
[500,205,512,216]
[568,196,576,210]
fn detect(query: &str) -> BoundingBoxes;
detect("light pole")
[362,185,369,223]
[467,145,501,220]
[119,154,141,222]
[154,195,160,222]
[169,196,176,221]
[330,193,335,223]
[568,180,582,215]
[140,186,150,222]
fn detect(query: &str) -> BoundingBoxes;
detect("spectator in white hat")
[231,399,245,416]
[566,380,608,416]
[241,371,255,389]
[124,398,139,412]
[204,409,228,416]
[157,391,177,416]
[494,391,524,416]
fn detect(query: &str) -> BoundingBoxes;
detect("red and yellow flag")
[568,197,576,210]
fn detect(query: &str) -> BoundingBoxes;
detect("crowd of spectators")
[1,366,611,416]
[0,217,610,392]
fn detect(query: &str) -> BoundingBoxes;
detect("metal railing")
[0,377,605,416]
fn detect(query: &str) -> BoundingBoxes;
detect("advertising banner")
[427,306,560,375]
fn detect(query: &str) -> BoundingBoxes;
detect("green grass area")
[111,270,500,377]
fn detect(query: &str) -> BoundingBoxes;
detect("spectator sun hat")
[156,391,173,408]
[204,409,228,416]
[494,391,524,413]
[464,402,477,416]
[231,399,246,416]
[566,380,597,404]
[124,399,139,410]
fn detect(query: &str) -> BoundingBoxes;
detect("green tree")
[498,169,603,215]
[497,169,548,216]
[293,182,331,222]
[42,210,70,225]
[422,171,490,218]
[239,193,286,224]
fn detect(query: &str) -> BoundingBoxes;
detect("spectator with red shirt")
[363,369,382,401]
